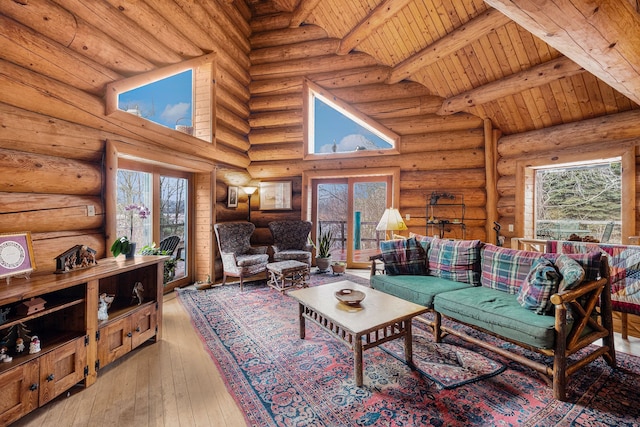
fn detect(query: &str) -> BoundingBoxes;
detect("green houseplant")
[310,229,334,272]
[110,236,132,258]
[140,243,178,285]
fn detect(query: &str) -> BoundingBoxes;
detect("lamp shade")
[241,186,258,195]
[376,208,408,232]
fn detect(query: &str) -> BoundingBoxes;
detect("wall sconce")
[241,186,258,222]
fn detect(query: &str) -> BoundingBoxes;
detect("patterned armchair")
[268,220,313,265]
[214,222,269,291]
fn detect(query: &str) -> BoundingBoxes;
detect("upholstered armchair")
[268,220,313,265]
[214,222,269,291]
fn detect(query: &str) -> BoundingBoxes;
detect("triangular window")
[304,80,399,159]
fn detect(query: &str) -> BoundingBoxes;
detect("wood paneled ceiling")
[247,0,640,136]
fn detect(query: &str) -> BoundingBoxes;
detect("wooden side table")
[266,260,310,292]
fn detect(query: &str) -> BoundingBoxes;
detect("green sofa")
[370,236,616,401]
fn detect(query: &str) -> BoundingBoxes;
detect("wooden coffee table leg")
[354,333,363,386]
[298,303,306,339]
[404,319,415,369]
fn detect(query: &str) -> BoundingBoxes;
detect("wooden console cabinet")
[0,256,165,425]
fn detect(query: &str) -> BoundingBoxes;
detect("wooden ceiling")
[247,0,640,136]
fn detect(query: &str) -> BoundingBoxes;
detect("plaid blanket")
[547,241,640,315]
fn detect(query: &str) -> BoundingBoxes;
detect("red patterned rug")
[177,273,640,426]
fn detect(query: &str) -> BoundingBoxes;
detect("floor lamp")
[376,207,408,240]
[242,186,257,222]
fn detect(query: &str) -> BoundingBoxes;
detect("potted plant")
[140,243,177,285]
[311,229,333,272]
[110,236,133,258]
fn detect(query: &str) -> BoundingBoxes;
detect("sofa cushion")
[428,239,482,285]
[481,245,543,294]
[555,254,586,291]
[517,258,561,314]
[434,287,560,350]
[370,274,474,308]
[379,237,427,275]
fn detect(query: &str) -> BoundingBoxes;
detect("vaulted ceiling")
[247,0,640,136]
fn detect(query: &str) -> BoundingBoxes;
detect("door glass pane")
[353,182,387,263]
[160,176,188,281]
[317,183,347,262]
[116,170,152,248]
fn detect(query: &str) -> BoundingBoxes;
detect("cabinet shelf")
[0,298,85,331]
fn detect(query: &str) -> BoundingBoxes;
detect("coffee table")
[289,281,428,386]
[266,260,310,292]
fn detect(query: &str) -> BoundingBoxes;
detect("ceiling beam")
[438,56,584,115]
[386,8,511,84]
[289,0,322,28]
[337,0,413,55]
[485,0,640,106]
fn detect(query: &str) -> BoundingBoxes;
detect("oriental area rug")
[177,273,640,427]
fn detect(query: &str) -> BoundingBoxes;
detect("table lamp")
[241,186,258,222]
[376,207,408,240]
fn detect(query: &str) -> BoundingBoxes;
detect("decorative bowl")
[335,289,366,305]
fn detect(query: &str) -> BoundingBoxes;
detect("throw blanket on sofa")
[547,240,640,315]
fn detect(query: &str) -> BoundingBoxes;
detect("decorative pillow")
[481,245,543,294]
[555,254,586,291]
[517,258,561,315]
[379,237,427,276]
[544,250,601,282]
[409,232,434,251]
[428,239,482,285]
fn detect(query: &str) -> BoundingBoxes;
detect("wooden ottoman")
[266,260,310,292]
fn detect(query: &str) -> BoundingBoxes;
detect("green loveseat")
[370,236,616,401]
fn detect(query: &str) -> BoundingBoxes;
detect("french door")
[117,159,191,290]
[310,173,394,268]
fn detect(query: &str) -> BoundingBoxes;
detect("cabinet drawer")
[131,304,157,349]
[39,337,87,405]
[98,317,132,367]
[0,360,39,426]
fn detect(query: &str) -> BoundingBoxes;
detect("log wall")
[246,21,488,246]
[0,0,253,274]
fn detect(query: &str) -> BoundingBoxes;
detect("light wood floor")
[12,270,640,427]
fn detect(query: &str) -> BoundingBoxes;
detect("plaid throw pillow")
[481,245,543,294]
[379,237,427,276]
[555,254,586,291]
[428,239,482,285]
[517,257,561,315]
[544,251,601,282]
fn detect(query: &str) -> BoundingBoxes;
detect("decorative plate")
[335,289,366,305]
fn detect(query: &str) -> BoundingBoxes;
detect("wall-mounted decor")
[227,186,238,208]
[0,232,36,284]
[260,181,292,210]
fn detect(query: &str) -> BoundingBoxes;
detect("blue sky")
[118,70,193,128]
[314,98,392,153]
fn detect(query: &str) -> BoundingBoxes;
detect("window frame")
[105,53,216,144]
[303,79,400,160]
[516,147,636,244]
